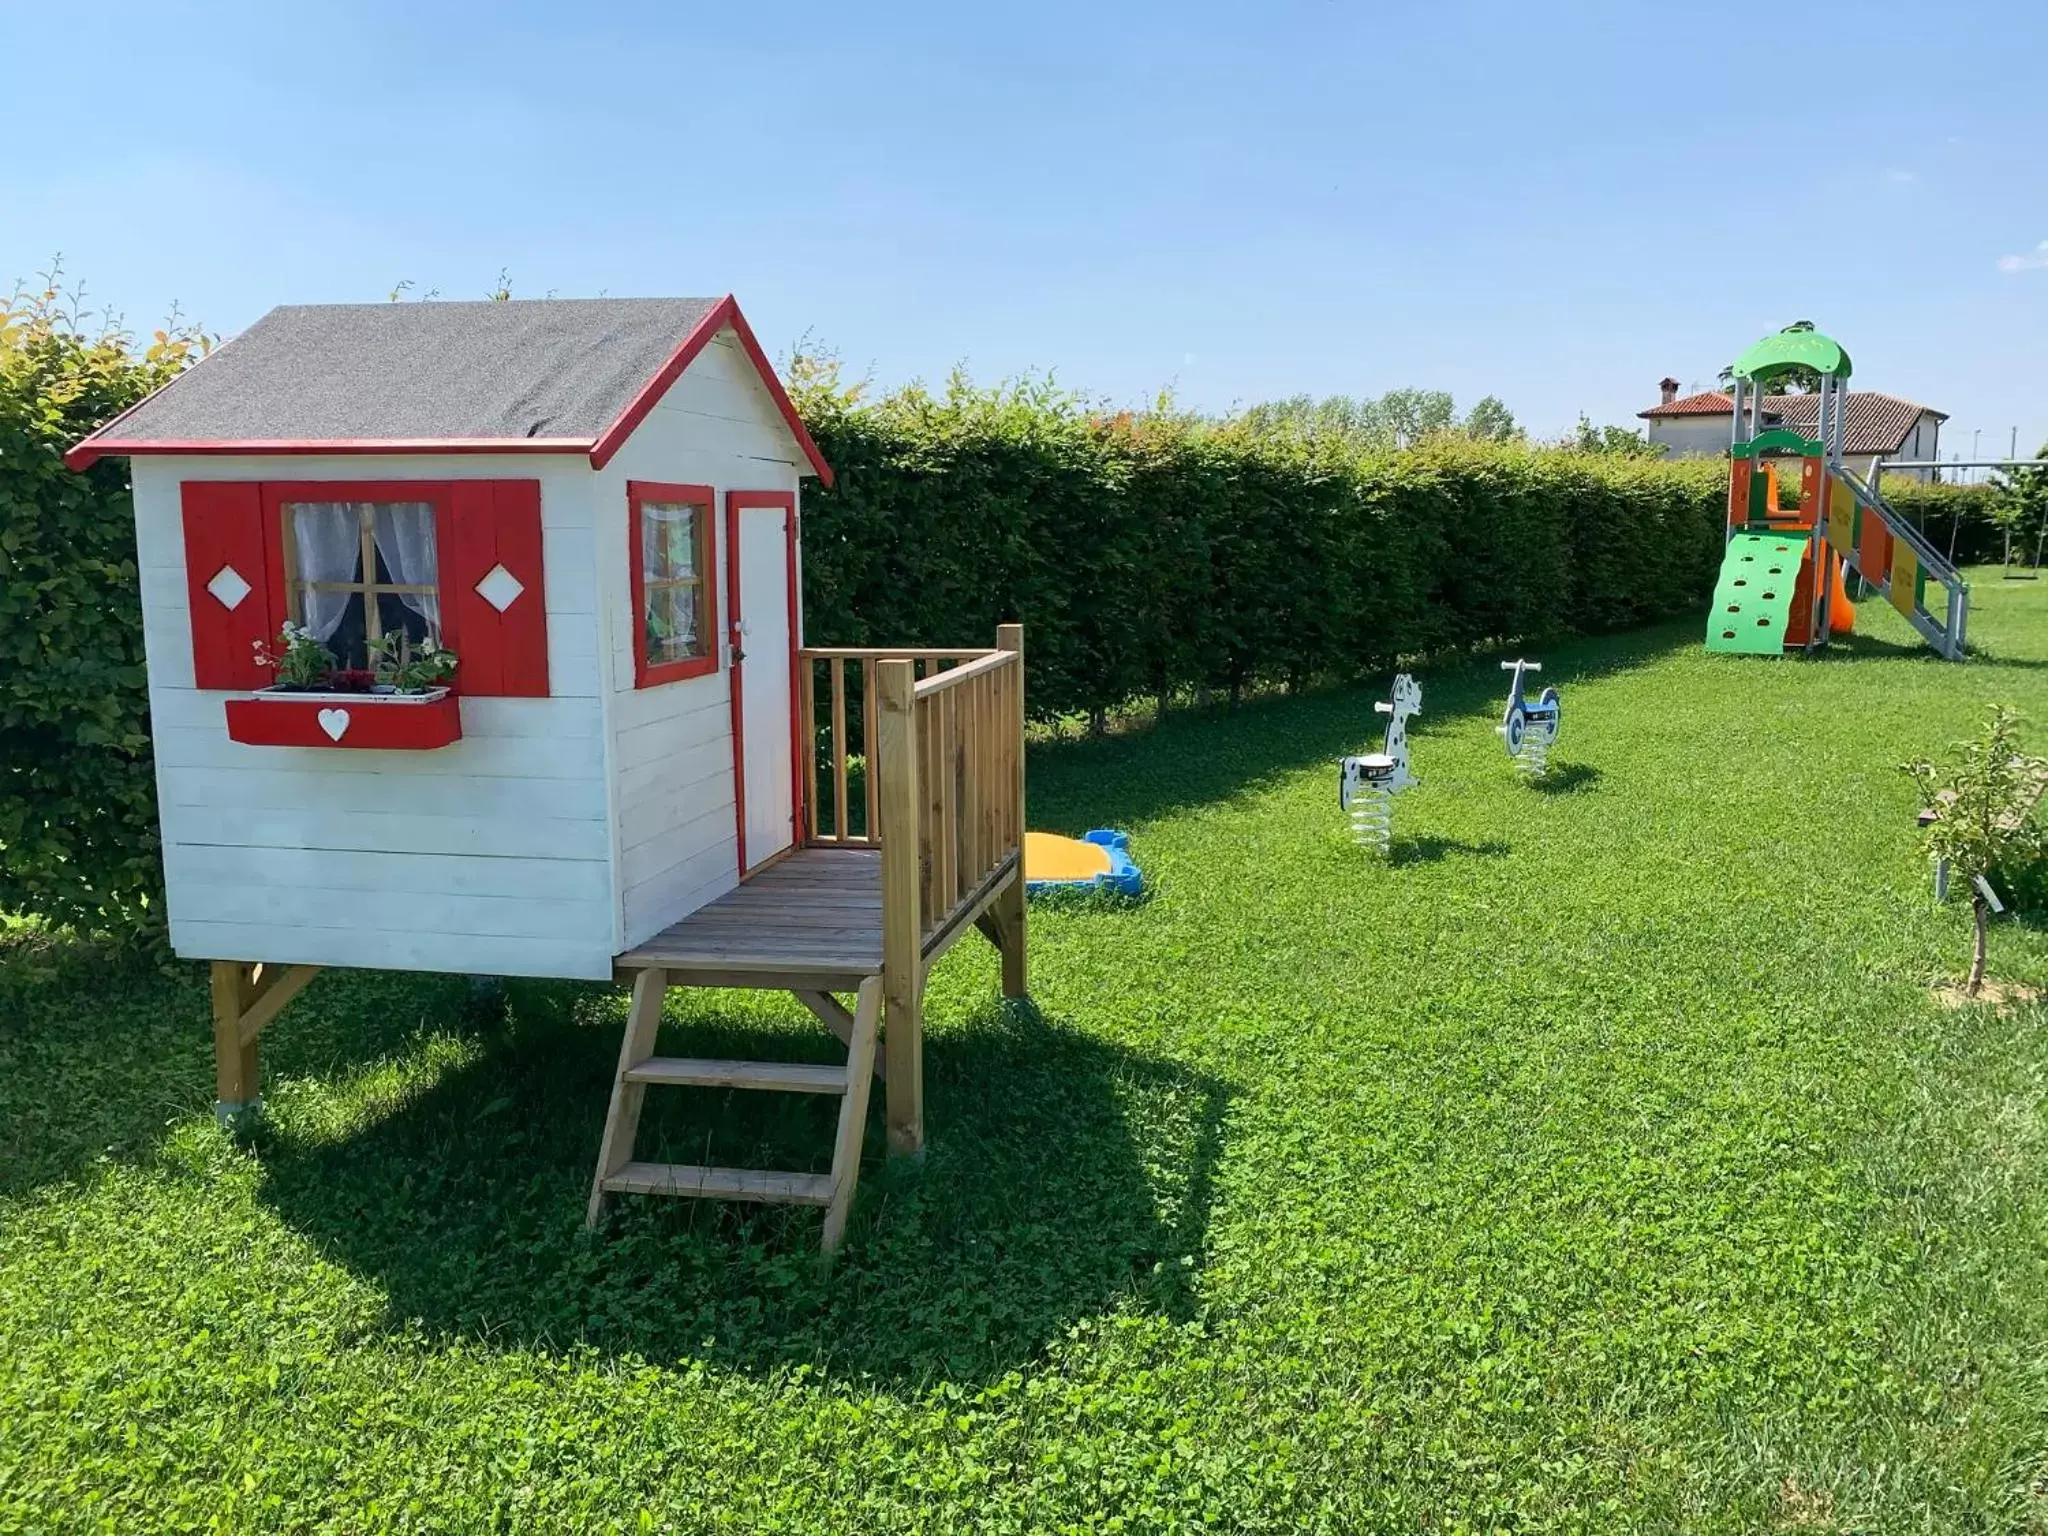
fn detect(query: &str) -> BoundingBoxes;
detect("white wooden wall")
[590,329,805,950]
[135,452,619,980]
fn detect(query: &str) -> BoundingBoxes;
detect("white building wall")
[1884,413,1941,483]
[135,451,618,980]
[590,330,806,950]
[1647,416,1734,459]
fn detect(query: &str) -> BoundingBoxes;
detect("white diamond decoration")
[206,564,253,611]
[474,563,525,613]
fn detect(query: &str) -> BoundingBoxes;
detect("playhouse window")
[282,500,440,667]
[629,482,718,686]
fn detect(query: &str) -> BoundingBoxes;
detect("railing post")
[992,623,1028,998]
[875,658,925,1155]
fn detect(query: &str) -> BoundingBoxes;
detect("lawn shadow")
[1390,835,1511,867]
[0,928,201,1199]
[252,985,1230,1392]
[1029,623,1697,833]
[0,929,593,1203]
[1527,762,1602,795]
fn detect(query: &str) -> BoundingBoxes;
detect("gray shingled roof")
[93,297,722,445]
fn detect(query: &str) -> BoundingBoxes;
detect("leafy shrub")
[1879,480,2007,567]
[0,278,206,941]
[792,362,1728,720]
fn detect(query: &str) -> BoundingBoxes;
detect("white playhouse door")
[730,498,798,873]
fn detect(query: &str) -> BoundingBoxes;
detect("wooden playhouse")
[67,296,1029,1251]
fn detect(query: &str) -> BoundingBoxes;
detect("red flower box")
[225,688,463,750]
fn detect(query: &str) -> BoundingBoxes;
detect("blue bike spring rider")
[1497,660,1560,778]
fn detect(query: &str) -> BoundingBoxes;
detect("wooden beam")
[875,657,925,1156]
[236,964,321,1049]
[995,622,1028,999]
[822,975,883,1255]
[209,961,259,1121]
[586,967,669,1228]
[793,990,886,1081]
[922,852,1021,966]
[615,964,878,994]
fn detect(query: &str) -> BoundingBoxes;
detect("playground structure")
[1341,673,1421,853]
[66,296,1031,1256]
[1707,326,1969,660]
[1496,660,1559,778]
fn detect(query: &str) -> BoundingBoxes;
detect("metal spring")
[1512,736,1552,779]
[1349,784,1393,854]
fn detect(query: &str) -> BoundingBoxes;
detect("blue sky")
[6,0,2044,456]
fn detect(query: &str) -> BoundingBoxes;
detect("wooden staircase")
[585,967,882,1254]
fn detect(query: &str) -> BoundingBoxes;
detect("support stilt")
[209,960,322,1130]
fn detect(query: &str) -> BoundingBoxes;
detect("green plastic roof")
[1728,326,1852,383]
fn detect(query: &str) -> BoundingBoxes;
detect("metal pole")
[1811,376,1832,648]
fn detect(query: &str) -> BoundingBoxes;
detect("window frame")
[260,480,457,667]
[626,480,720,687]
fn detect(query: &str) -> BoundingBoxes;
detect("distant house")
[1638,377,1945,481]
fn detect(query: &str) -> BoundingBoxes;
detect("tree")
[1461,395,1520,442]
[1901,707,2048,996]
[1563,414,1659,458]
[1233,388,1516,450]
[1989,444,2048,570]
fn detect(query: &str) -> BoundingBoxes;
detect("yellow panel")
[1889,539,1919,618]
[1024,831,1112,884]
[1824,477,1855,558]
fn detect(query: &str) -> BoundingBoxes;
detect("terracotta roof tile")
[1638,388,1942,455]
[1639,390,1740,417]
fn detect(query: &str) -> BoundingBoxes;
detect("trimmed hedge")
[0,294,204,941]
[0,324,1996,940]
[1878,481,2007,567]
[794,375,1728,720]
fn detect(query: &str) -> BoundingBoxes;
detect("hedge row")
[0,321,2010,939]
[0,294,201,940]
[794,377,1730,721]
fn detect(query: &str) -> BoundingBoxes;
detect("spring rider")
[1497,660,1559,778]
[1341,673,1421,853]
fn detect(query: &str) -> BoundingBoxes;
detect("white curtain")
[371,502,441,640]
[644,504,695,580]
[288,503,363,642]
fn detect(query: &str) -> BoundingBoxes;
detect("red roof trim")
[586,294,834,486]
[63,436,592,472]
[1637,391,1739,419]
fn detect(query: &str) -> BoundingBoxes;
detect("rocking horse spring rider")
[1341,674,1421,854]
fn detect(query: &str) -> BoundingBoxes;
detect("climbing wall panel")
[1706,531,1806,655]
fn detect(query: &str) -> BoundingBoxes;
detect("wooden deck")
[614,843,1023,994]
[617,848,884,992]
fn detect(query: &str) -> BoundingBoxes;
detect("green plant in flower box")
[252,622,333,691]
[371,631,458,694]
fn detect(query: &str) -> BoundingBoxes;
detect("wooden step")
[622,1057,849,1094]
[600,1161,834,1206]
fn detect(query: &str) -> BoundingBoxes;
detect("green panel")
[1732,429,1827,460]
[1705,531,1804,655]
[1728,326,1852,383]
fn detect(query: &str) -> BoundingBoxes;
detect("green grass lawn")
[6,578,2048,1533]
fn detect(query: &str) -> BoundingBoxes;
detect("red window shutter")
[446,480,549,697]
[180,482,279,690]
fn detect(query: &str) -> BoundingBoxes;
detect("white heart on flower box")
[317,708,351,742]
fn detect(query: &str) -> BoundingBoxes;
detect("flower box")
[225,686,462,749]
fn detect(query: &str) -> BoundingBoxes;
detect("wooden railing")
[797,647,996,846]
[869,625,1025,955]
